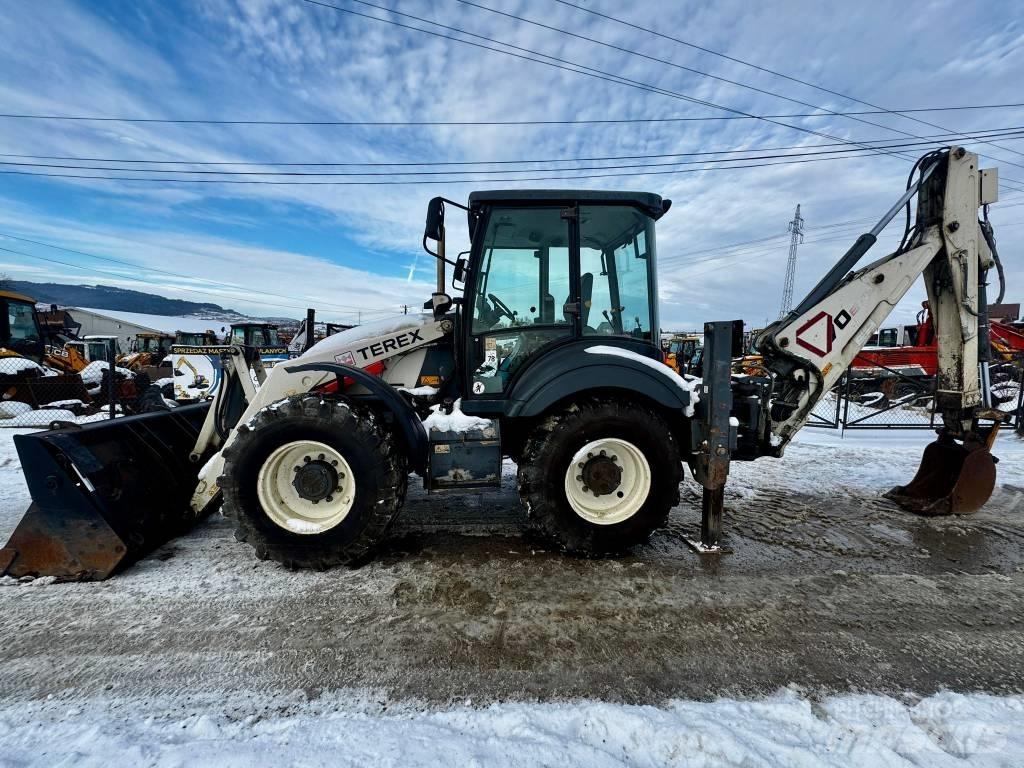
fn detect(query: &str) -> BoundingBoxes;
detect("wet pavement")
[2,453,1022,707]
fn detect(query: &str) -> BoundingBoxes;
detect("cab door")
[464,206,576,397]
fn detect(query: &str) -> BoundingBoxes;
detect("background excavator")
[0,147,1008,579]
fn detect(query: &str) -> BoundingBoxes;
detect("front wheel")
[220,394,406,569]
[517,398,682,555]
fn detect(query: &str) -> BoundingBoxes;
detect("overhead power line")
[549,0,1024,165]
[6,137,1024,187]
[5,130,1023,177]
[454,0,1015,164]
[1,102,1020,127]
[3,126,1022,169]
[0,145,976,185]
[295,0,1019,173]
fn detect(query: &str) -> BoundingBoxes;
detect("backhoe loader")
[0,147,1007,579]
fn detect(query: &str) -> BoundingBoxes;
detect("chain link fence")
[808,354,1023,430]
[0,355,169,428]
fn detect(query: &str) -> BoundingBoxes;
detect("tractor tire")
[220,394,407,569]
[518,397,681,556]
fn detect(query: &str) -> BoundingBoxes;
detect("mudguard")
[288,361,429,473]
[501,342,694,418]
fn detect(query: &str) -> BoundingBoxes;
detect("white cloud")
[0,0,1020,329]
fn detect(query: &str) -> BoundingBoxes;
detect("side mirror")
[453,254,469,287]
[424,197,444,242]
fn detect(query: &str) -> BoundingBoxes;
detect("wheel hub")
[580,455,622,496]
[564,438,652,526]
[256,440,355,535]
[292,458,340,503]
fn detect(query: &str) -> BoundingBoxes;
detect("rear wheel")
[518,398,681,555]
[220,394,406,569]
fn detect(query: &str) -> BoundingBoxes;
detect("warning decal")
[794,310,835,357]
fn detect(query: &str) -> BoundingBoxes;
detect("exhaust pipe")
[0,403,211,580]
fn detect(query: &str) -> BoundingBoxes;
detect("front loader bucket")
[0,404,210,580]
[884,431,997,516]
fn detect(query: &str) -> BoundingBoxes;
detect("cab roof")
[0,289,36,304]
[467,190,670,220]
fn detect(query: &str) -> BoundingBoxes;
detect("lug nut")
[576,475,583,481]
[611,456,618,462]
[312,499,319,504]
[582,485,589,493]
[326,495,333,502]
[599,449,606,456]
[318,453,325,460]
[587,452,594,458]
[617,491,624,498]
[294,466,301,472]
[331,460,338,466]
[303,456,311,463]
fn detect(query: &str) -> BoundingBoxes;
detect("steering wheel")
[487,293,515,322]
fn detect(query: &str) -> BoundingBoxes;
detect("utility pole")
[779,204,804,318]
[402,304,408,315]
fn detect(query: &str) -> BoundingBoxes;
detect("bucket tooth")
[885,430,998,516]
[2,403,210,580]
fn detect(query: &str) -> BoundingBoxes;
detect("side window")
[470,207,572,394]
[878,328,898,347]
[472,208,571,333]
[579,206,656,340]
[7,302,39,341]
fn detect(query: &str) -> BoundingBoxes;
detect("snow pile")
[0,356,48,376]
[399,385,439,397]
[40,399,85,409]
[0,689,1021,767]
[0,401,32,419]
[422,398,494,434]
[584,345,701,416]
[79,361,134,387]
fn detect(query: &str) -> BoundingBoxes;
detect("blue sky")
[0,0,1022,327]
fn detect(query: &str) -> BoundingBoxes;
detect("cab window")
[7,301,39,341]
[579,206,656,340]
[470,207,572,393]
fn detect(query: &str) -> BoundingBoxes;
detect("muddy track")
[2,468,1023,706]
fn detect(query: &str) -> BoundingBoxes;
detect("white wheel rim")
[256,440,356,535]
[563,438,652,525]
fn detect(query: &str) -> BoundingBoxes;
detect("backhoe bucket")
[884,431,997,516]
[0,403,210,580]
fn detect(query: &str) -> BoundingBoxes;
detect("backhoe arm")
[756,147,998,450]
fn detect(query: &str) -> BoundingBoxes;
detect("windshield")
[233,326,279,346]
[7,300,39,341]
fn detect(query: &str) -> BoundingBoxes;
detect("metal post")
[304,308,315,353]
[686,320,739,553]
[107,338,117,421]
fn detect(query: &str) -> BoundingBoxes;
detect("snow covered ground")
[1,426,1023,765]
[2,689,1022,767]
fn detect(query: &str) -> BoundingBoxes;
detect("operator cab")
[231,323,280,348]
[457,190,669,397]
[0,290,43,362]
[176,331,218,347]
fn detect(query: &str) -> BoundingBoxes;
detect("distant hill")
[7,280,242,318]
